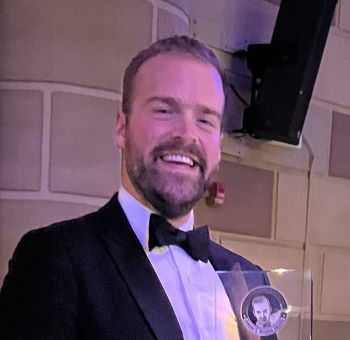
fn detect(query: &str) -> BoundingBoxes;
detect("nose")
[173,111,197,143]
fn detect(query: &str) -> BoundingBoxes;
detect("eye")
[153,106,173,114]
[198,118,215,126]
[197,115,220,130]
[156,108,171,114]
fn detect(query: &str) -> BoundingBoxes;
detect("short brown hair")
[122,35,225,116]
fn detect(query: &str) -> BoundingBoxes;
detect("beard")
[258,315,269,326]
[124,135,215,219]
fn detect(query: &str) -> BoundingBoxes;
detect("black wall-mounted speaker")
[243,0,338,145]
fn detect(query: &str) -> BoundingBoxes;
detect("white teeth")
[162,154,194,167]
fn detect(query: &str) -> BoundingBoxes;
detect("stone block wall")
[1,0,350,338]
[0,0,189,281]
[191,0,350,337]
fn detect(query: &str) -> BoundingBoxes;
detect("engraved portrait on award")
[241,286,288,336]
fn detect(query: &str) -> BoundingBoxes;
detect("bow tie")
[148,214,210,263]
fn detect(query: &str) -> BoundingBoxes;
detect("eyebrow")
[146,96,180,109]
[146,96,222,119]
[197,104,222,120]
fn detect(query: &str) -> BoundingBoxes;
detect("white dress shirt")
[118,187,239,339]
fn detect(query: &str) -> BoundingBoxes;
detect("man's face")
[116,53,225,219]
[253,299,272,327]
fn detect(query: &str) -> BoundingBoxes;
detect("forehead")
[254,300,269,309]
[132,53,225,111]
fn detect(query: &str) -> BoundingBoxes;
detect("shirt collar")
[118,187,194,250]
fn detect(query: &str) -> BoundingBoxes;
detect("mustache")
[151,137,207,172]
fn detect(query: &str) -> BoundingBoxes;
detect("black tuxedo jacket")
[0,193,270,340]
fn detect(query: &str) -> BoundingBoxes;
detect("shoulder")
[0,207,104,337]
[5,210,98,277]
[15,193,122,254]
[209,240,261,271]
[209,241,270,288]
[1,197,120,296]
[17,209,98,250]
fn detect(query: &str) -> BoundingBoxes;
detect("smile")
[160,154,196,167]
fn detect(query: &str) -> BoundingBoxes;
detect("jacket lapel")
[98,194,183,340]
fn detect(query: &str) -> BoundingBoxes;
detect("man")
[0,36,268,339]
[252,296,281,329]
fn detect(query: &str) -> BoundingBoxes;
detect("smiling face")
[115,53,225,221]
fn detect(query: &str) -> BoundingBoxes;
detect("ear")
[115,111,126,149]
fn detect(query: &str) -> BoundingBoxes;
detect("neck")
[121,180,193,229]
[168,214,191,229]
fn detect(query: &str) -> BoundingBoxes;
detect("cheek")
[126,122,163,157]
[206,134,221,164]
[133,116,166,140]
[127,118,153,145]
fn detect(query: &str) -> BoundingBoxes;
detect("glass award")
[215,269,313,340]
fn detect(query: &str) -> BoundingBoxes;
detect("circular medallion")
[241,286,288,336]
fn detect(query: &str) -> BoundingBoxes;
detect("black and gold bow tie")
[148,214,210,263]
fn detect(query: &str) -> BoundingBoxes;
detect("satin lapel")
[98,194,183,340]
